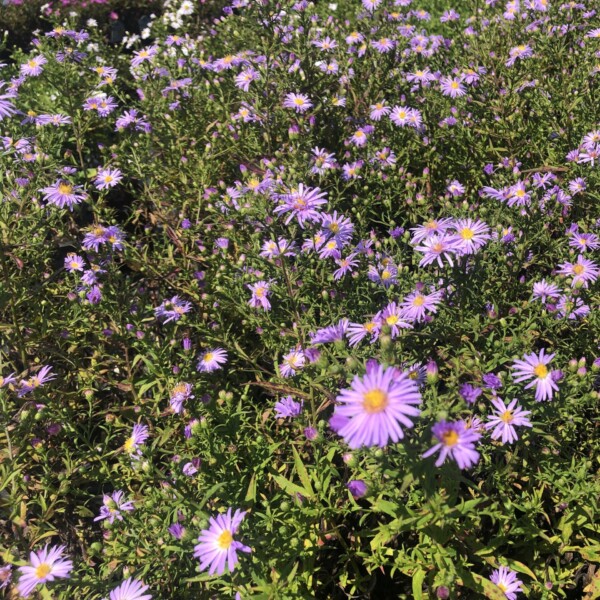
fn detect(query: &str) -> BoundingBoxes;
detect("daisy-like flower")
[512,348,559,402]
[274,396,303,418]
[381,302,412,337]
[94,167,123,190]
[490,566,523,600]
[169,382,194,414]
[274,184,328,227]
[389,105,413,127]
[197,348,228,373]
[94,490,135,524]
[440,76,467,98]
[40,180,87,210]
[20,55,47,77]
[453,218,491,255]
[64,252,85,272]
[18,365,55,396]
[154,296,192,323]
[279,349,306,378]
[400,289,443,322]
[369,101,390,121]
[568,232,599,251]
[283,92,313,113]
[124,424,149,457]
[329,361,421,449]
[333,254,359,279]
[247,280,272,311]
[532,279,561,302]
[414,234,461,268]
[371,37,395,53]
[17,545,73,598]
[193,508,251,575]
[485,397,532,444]
[346,319,381,347]
[556,255,600,288]
[506,44,533,67]
[106,577,152,600]
[410,218,455,244]
[131,45,158,68]
[422,420,481,469]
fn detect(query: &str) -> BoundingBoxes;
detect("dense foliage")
[0,0,600,598]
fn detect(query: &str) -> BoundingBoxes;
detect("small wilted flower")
[94,490,135,524]
[274,396,303,418]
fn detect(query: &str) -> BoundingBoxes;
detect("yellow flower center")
[172,383,187,395]
[70,261,79,269]
[28,60,36,68]
[460,228,474,240]
[498,583,508,593]
[203,353,214,363]
[533,364,548,379]
[515,189,525,197]
[58,183,73,195]
[329,222,339,233]
[451,81,459,89]
[433,243,444,253]
[381,270,392,280]
[294,97,305,106]
[104,175,113,183]
[413,295,425,307]
[501,410,513,423]
[441,430,459,446]
[573,264,584,275]
[35,563,51,579]
[124,437,134,452]
[425,220,438,230]
[217,529,234,549]
[255,287,265,297]
[364,322,376,332]
[363,389,388,413]
[386,315,398,325]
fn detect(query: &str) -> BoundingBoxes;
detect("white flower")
[87,18,98,27]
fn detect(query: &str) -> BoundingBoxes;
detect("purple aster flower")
[568,232,599,252]
[18,365,55,396]
[447,180,465,196]
[274,395,303,418]
[333,253,359,279]
[459,383,482,404]
[0,84,16,120]
[371,37,395,53]
[283,92,313,113]
[40,180,87,210]
[17,545,72,598]
[64,252,85,272]
[94,490,135,524]
[274,184,328,227]
[346,480,368,498]
[422,420,481,469]
[532,279,561,302]
[369,101,391,121]
[506,44,533,67]
[131,45,158,68]
[310,147,337,174]
[170,382,194,414]
[490,567,523,600]
[556,295,590,320]
[193,508,251,575]
[20,55,47,77]
[183,459,200,476]
[485,397,532,444]
[483,373,503,390]
[197,348,228,373]
[0,564,11,590]
[168,523,186,540]
[512,348,559,402]
[440,76,467,97]
[279,349,306,378]
[108,578,152,600]
[381,302,412,337]
[247,280,272,311]
[453,219,491,254]
[414,234,461,268]
[399,289,442,322]
[310,319,348,345]
[330,361,421,449]
[321,211,354,245]
[154,296,192,323]
[234,67,260,92]
[124,424,149,457]
[341,160,363,180]
[0,372,16,388]
[346,319,381,347]
[410,218,455,244]
[556,255,599,288]
[94,167,123,190]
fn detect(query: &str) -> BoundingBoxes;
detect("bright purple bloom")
[193,508,251,575]
[94,167,123,190]
[197,348,228,373]
[124,424,149,457]
[247,280,272,311]
[485,397,532,444]
[422,420,481,469]
[440,76,467,97]
[556,255,599,288]
[94,490,135,524]
[17,545,73,598]
[330,361,421,449]
[283,93,313,113]
[506,44,533,67]
[108,578,152,600]
[512,349,559,402]
[347,480,368,498]
[490,567,523,600]
[40,180,87,210]
[274,396,303,418]
[154,296,192,323]
[131,45,158,68]
[18,365,55,396]
[20,55,47,77]
[274,184,328,227]
[532,279,561,302]
[414,234,461,268]
[400,289,442,322]
[64,252,85,272]
[279,349,306,378]
[170,382,194,414]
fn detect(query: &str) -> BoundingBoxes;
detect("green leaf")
[412,567,426,600]
[273,474,311,498]
[292,445,314,497]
